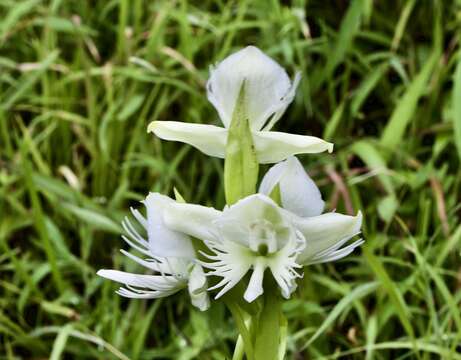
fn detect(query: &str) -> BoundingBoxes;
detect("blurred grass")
[0,0,460,359]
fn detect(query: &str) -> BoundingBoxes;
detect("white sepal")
[143,193,195,259]
[207,46,295,131]
[259,156,324,217]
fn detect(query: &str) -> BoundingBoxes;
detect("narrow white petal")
[308,239,364,264]
[143,193,195,259]
[120,250,188,275]
[258,160,286,196]
[163,202,221,242]
[259,157,324,217]
[295,211,363,265]
[206,46,292,130]
[243,258,267,302]
[188,263,208,295]
[97,269,185,293]
[252,131,334,164]
[148,121,227,158]
[188,263,210,311]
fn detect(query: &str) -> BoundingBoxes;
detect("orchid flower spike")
[97,193,209,311]
[162,160,363,302]
[148,46,333,163]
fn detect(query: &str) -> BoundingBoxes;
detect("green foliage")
[0,0,460,359]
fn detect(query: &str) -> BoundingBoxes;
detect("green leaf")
[224,82,259,205]
[452,51,461,161]
[324,0,365,79]
[363,247,415,340]
[61,203,121,233]
[377,194,398,223]
[303,282,379,348]
[50,324,72,360]
[380,50,439,150]
[351,63,388,117]
[350,140,395,195]
[323,101,345,141]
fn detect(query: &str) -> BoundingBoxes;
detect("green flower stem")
[223,81,284,359]
[254,280,282,360]
[224,81,259,205]
[232,335,245,360]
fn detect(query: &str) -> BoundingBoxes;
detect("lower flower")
[97,193,209,311]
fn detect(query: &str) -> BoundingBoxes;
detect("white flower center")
[248,219,277,255]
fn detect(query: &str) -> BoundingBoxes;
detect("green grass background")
[1,0,460,358]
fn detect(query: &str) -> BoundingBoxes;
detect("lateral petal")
[163,202,221,242]
[148,121,227,158]
[295,212,363,265]
[252,131,334,164]
[97,269,185,298]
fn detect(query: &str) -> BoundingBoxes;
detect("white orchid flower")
[162,190,363,303]
[97,193,209,311]
[148,46,333,164]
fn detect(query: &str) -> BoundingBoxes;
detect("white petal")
[215,194,289,249]
[163,202,221,242]
[252,131,334,164]
[97,269,185,298]
[188,263,210,311]
[120,250,187,275]
[207,46,294,131]
[262,72,301,131]
[295,212,363,265]
[143,193,195,259]
[309,239,365,264]
[148,121,227,158]
[259,156,324,217]
[201,239,253,299]
[243,258,267,302]
[258,161,286,196]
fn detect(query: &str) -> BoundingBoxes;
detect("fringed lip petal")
[148,121,227,158]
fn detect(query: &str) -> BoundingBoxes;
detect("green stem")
[226,301,255,360]
[232,334,245,360]
[254,282,282,360]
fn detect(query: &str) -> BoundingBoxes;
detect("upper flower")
[97,193,209,311]
[148,46,333,164]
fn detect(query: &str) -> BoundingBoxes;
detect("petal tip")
[147,121,157,133]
